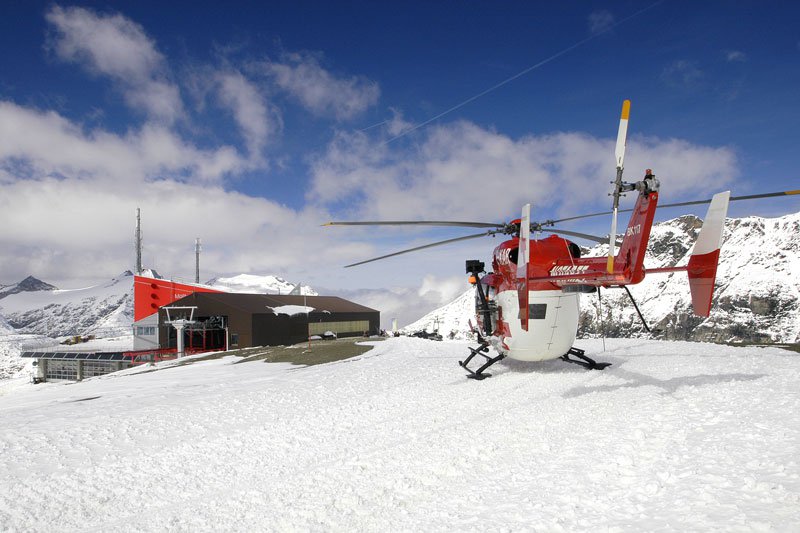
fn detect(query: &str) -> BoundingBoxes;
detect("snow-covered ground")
[1,337,798,531]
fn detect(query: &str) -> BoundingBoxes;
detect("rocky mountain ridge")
[0,276,58,299]
[0,272,134,338]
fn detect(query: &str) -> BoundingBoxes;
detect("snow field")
[0,338,798,531]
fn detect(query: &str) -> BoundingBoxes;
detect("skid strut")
[459,336,505,380]
[560,347,611,370]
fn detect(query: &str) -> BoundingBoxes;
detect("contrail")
[382,1,665,145]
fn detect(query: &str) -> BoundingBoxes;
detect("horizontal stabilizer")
[687,191,730,316]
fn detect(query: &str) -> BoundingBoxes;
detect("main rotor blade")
[344,231,496,268]
[615,99,631,169]
[547,228,613,244]
[546,189,800,225]
[324,220,503,229]
[657,189,800,209]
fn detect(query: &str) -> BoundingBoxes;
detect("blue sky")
[1,1,799,321]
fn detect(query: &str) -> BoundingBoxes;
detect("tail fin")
[615,177,659,281]
[687,191,730,316]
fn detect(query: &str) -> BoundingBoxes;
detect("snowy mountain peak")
[137,268,162,279]
[0,276,58,300]
[207,274,318,295]
[402,287,475,339]
[0,274,133,338]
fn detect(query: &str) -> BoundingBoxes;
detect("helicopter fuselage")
[492,288,580,361]
[479,234,585,361]
[477,186,660,362]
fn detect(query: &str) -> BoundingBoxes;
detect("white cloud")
[45,5,183,123]
[328,274,468,328]
[0,100,244,185]
[385,108,415,137]
[661,60,704,88]
[309,120,739,222]
[263,51,380,120]
[0,94,740,316]
[0,177,335,284]
[726,50,747,62]
[0,99,385,294]
[213,70,282,161]
[588,10,615,35]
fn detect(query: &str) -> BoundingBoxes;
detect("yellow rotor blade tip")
[620,99,631,120]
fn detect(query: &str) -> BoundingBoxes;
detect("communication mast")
[195,238,201,283]
[135,208,143,275]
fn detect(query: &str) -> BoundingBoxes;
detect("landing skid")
[560,347,611,370]
[459,336,505,380]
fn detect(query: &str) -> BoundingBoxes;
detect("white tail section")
[692,191,731,256]
[687,190,731,317]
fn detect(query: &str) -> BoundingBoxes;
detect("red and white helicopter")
[327,100,798,379]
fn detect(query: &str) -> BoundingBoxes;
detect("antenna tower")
[195,238,201,283]
[135,208,143,275]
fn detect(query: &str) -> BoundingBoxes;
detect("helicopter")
[326,100,799,379]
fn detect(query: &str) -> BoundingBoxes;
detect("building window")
[136,326,156,336]
[309,320,370,336]
[231,333,239,347]
[84,361,119,378]
[46,360,78,381]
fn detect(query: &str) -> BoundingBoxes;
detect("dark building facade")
[159,293,380,350]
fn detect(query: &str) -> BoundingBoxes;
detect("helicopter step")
[459,337,505,380]
[560,347,611,370]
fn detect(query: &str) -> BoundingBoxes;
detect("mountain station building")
[154,292,380,351]
[133,276,380,352]
[25,275,379,382]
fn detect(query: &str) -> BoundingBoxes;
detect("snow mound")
[268,305,314,316]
